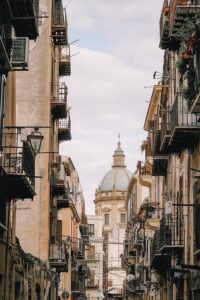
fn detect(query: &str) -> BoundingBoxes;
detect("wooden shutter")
[56,220,62,245]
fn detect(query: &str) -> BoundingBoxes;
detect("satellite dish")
[127,274,135,281]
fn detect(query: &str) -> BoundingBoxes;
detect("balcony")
[159,0,170,49]
[8,0,39,39]
[160,107,171,152]
[152,111,169,176]
[151,230,170,273]
[56,193,69,209]
[159,216,184,253]
[80,224,89,244]
[189,61,200,113]
[58,115,71,142]
[51,83,68,119]
[49,243,68,272]
[169,92,200,153]
[170,0,200,39]
[77,249,84,260]
[133,234,143,249]
[52,0,68,46]
[0,33,29,72]
[51,164,66,196]
[0,130,35,200]
[10,37,29,70]
[59,46,71,76]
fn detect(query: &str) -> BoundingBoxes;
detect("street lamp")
[28,128,43,155]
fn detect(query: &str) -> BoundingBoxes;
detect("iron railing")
[9,0,39,39]
[49,242,68,271]
[51,164,66,196]
[0,30,29,71]
[52,7,65,27]
[170,93,199,132]
[160,107,170,147]
[160,216,184,249]
[59,115,71,131]
[10,37,29,70]
[59,46,71,76]
[151,231,160,263]
[1,131,35,188]
[159,0,170,38]
[52,0,68,45]
[52,83,68,104]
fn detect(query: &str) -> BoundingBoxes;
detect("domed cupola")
[98,138,132,192]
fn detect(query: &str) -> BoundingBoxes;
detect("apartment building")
[0,0,47,299]
[0,0,74,299]
[85,215,104,300]
[122,1,200,299]
[57,156,89,300]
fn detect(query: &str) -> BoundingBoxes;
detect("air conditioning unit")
[10,37,29,70]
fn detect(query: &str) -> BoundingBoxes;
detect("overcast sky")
[60,0,163,214]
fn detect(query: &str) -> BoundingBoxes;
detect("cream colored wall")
[95,191,127,295]
[15,0,53,260]
[58,208,72,295]
[86,215,104,299]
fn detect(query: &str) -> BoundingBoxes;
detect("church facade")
[92,141,132,299]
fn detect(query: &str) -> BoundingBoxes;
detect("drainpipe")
[0,75,6,151]
[1,74,7,300]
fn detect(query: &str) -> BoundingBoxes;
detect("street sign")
[62,291,69,299]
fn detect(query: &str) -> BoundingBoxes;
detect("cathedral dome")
[98,140,132,192]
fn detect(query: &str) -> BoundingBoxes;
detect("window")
[107,280,113,287]
[104,214,109,225]
[120,213,126,224]
[87,270,95,287]
[87,245,95,260]
[88,224,95,236]
[56,220,62,244]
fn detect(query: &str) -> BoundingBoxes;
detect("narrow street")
[0,0,200,300]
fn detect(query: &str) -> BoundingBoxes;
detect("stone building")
[57,156,89,300]
[0,0,48,299]
[122,1,200,299]
[94,141,132,299]
[85,215,104,300]
[0,0,75,299]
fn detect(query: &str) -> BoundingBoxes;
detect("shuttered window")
[56,220,62,244]
[87,245,95,260]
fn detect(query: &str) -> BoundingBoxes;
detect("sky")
[60,0,164,214]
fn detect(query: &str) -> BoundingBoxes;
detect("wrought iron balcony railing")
[80,224,89,244]
[159,0,170,49]
[51,164,66,196]
[52,0,68,45]
[170,0,200,29]
[160,107,171,152]
[56,193,69,209]
[51,83,68,119]
[151,230,171,272]
[169,92,200,152]
[58,114,71,141]
[49,242,68,272]
[0,130,35,200]
[152,110,169,176]
[59,46,71,76]
[0,29,29,72]
[9,0,39,39]
[159,216,184,252]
